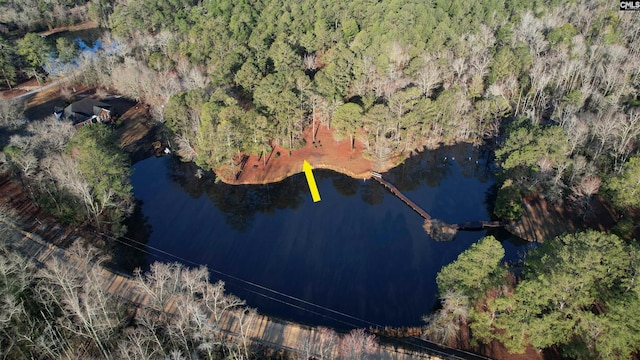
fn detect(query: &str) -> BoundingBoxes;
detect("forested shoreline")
[425,232,640,358]
[104,0,640,197]
[0,208,386,359]
[3,0,640,358]
[3,0,640,217]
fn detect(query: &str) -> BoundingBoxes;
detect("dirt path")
[37,21,97,37]
[1,77,71,103]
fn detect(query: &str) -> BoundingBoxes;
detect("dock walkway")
[371,173,431,220]
[371,172,508,231]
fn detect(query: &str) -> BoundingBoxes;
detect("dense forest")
[425,232,640,359]
[3,0,639,221]
[3,0,640,358]
[1,117,133,237]
[0,0,101,33]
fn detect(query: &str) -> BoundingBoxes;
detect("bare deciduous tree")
[389,41,410,77]
[28,117,75,153]
[36,241,125,358]
[0,99,25,127]
[175,135,199,161]
[564,115,589,154]
[416,57,441,97]
[41,154,103,224]
[573,175,602,199]
[203,280,246,330]
[515,12,547,55]
[303,53,317,70]
[4,144,38,178]
[297,326,339,360]
[234,307,258,359]
[339,328,378,360]
[591,111,619,160]
[612,110,640,173]
[422,290,470,347]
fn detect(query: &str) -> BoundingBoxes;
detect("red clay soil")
[221,124,377,184]
[1,78,42,98]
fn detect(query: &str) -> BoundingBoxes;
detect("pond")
[43,28,111,77]
[122,143,528,329]
[45,27,106,49]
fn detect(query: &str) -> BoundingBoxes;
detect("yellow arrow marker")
[302,160,321,202]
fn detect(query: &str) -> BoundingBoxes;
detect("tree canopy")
[0,35,17,89]
[436,235,506,302]
[605,156,640,210]
[493,118,572,215]
[66,124,133,232]
[16,33,51,84]
[472,231,640,358]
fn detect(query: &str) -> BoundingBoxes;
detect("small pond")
[123,143,528,328]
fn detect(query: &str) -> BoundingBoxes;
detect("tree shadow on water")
[168,159,213,199]
[361,180,385,205]
[108,199,153,274]
[388,143,493,191]
[197,174,308,232]
[167,158,312,231]
[331,175,359,197]
[389,146,453,190]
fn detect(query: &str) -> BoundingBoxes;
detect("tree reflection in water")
[118,142,523,328]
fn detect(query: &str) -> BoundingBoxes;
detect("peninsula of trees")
[425,232,640,359]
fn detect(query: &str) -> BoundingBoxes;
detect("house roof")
[64,98,111,123]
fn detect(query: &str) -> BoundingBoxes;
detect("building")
[60,98,112,128]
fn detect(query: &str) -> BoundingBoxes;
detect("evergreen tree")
[436,235,506,301]
[473,231,640,358]
[332,102,362,150]
[67,124,132,233]
[55,37,78,64]
[605,156,640,210]
[0,36,17,89]
[17,33,51,84]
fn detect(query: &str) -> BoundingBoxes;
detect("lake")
[123,143,528,329]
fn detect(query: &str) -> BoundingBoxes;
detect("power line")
[95,230,369,328]
[95,230,491,359]
[97,230,378,327]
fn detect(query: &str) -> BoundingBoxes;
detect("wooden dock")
[371,172,508,231]
[454,220,508,231]
[371,172,431,220]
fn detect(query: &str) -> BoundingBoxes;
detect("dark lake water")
[46,28,105,48]
[124,143,528,329]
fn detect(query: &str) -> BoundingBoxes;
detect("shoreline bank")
[214,123,407,185]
